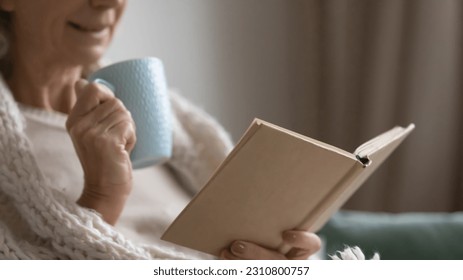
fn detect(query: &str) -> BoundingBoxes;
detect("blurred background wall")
[106,0,463,213]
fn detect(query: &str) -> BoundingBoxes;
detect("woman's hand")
[66,79,136,225]
[220,230,321,260]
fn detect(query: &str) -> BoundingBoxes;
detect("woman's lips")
[68,21,110,39]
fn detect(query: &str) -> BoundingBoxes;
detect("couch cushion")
[318,211,463,260]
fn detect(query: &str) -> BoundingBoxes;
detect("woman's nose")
[90,0,125,9]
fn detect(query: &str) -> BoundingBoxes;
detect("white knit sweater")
[0,76,234,259]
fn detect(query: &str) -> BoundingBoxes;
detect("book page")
[354,124,415,159]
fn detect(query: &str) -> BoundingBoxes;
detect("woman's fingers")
[66,79,115,129]
[225,241,286,260]
[88,98,127,124]
[96,109,136,152]
[67,78,136,151]
[284,248,313,260]
[223,231,321,260]
[219,249,241,260]
[283,231,321,250]
[283,231,321,259]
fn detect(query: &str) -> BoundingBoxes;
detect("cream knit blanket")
[0,77,234,259]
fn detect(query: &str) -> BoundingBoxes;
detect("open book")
[162,119,415,256]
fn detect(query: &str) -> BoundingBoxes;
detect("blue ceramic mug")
[88,57,172,169]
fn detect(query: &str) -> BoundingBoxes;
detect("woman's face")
[1,0,127,66]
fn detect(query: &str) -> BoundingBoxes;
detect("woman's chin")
[67,50,105,69]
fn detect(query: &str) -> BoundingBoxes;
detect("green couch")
[318,211,463,260]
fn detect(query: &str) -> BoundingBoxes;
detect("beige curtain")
[292,0,463,212]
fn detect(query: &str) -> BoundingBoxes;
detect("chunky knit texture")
[0,77,233,259]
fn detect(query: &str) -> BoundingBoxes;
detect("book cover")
[162,119,415,256]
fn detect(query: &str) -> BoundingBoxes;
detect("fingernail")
[231,241,246,255]
[283,232,297,242]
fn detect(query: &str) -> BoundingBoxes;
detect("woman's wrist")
[77,181,132,225]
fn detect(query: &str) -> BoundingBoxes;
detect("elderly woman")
[0,0,321,259]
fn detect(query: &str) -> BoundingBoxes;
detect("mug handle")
[92,78,116,93]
